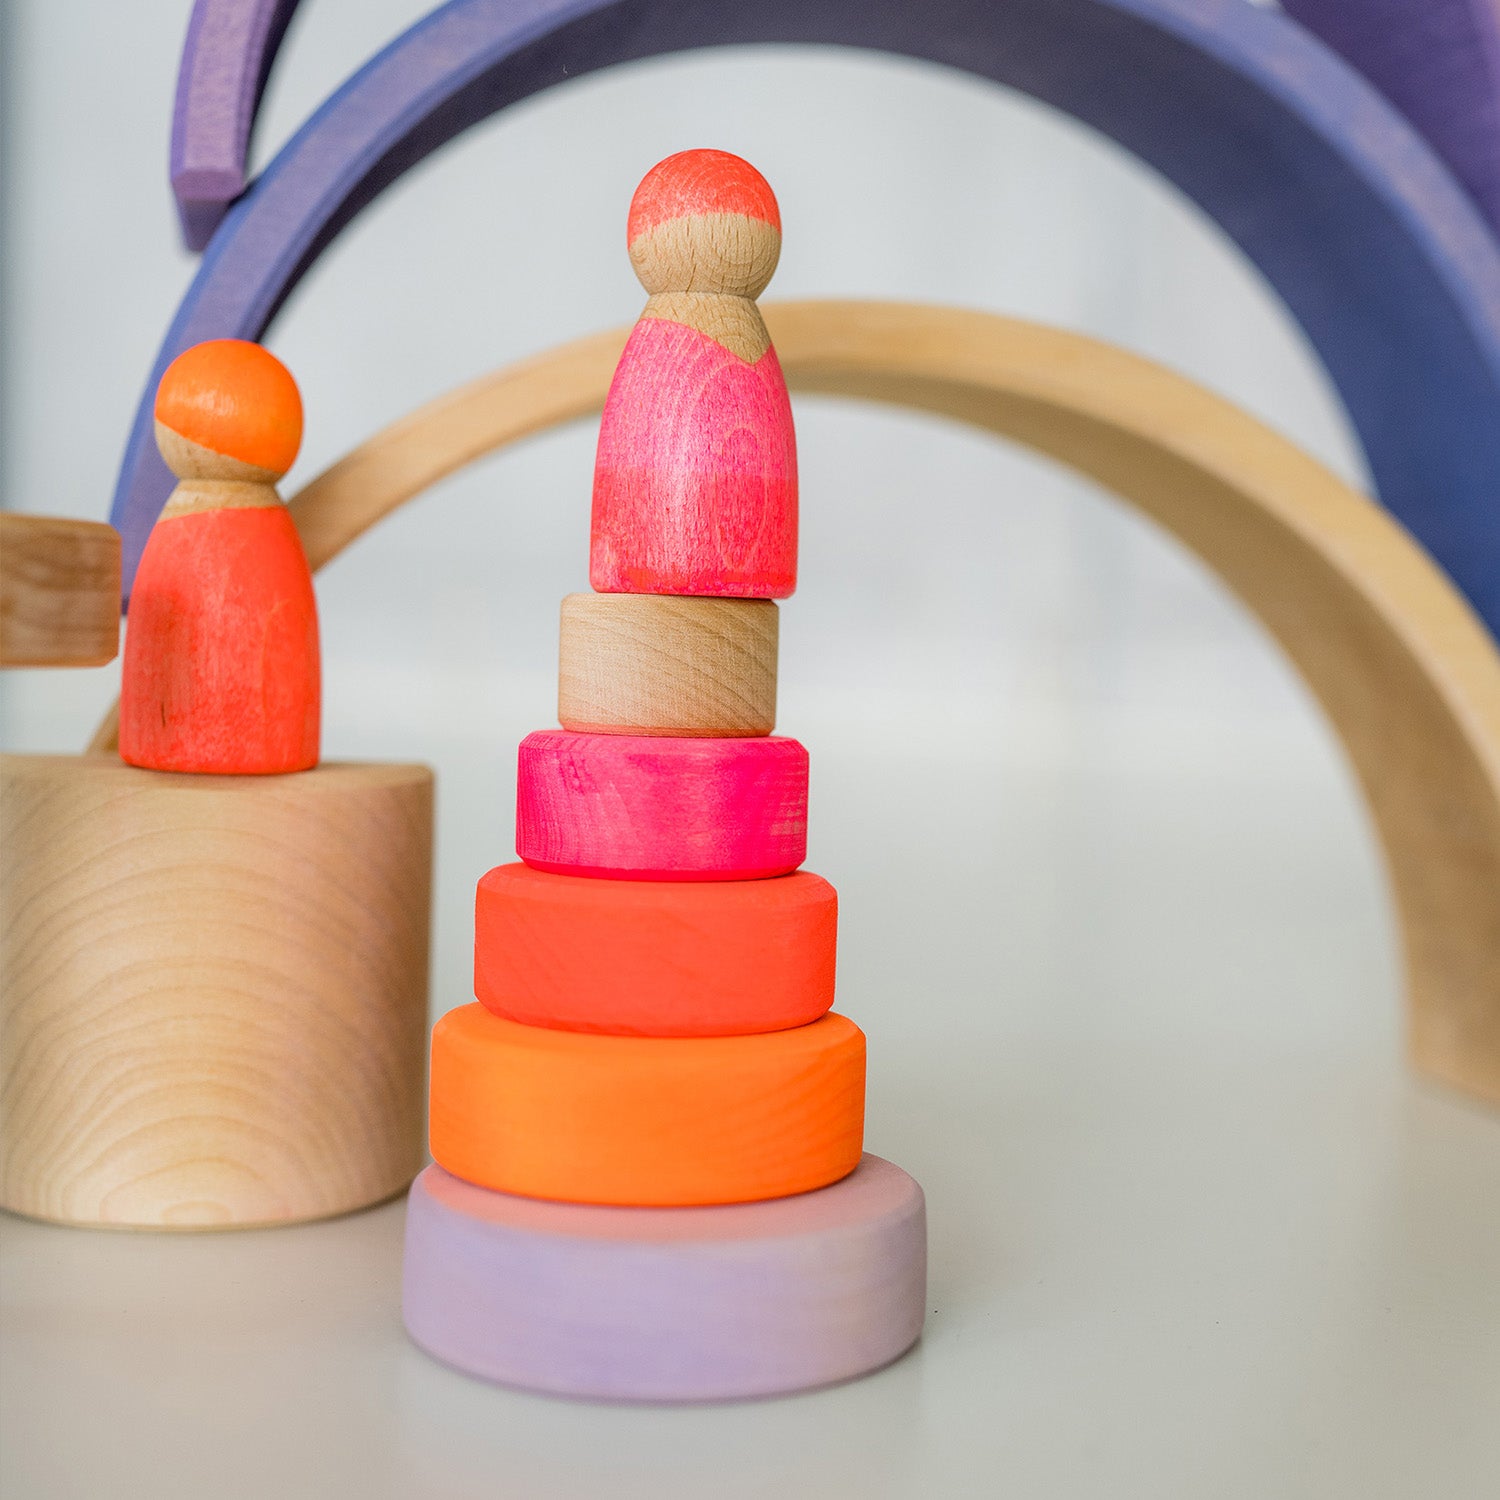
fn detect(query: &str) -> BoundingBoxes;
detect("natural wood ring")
[89,300,1500,1104]
[557,592,778,736]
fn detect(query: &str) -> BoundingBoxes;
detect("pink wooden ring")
[516,730,807,880]
[402,1155,926,1401]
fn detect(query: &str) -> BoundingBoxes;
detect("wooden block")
[0,513,121,667]
[120,340,319,775]
[0,753,432,1229]
[590,150,797,599]
[475,863,835,1035]
[402,1155,926,1402]
[516,729,808,880]
[429,1003,864,1206]
[557,592,776,736]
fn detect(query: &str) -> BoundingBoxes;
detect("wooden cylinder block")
[557,592,777,736]
[429,1003,864,1206]
[0,753,433,1229]
[516,730,808,880]
[475,863,836,1035]
[402,1155,926,1402]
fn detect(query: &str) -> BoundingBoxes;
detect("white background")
[3,3,1498,1497]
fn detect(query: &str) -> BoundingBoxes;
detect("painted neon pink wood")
[590,318,797,598]
[516,730,807,880]
[402,1155,926,1401]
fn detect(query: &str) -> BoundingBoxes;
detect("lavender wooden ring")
[516,730,808,880]
[401,1155,926,1401]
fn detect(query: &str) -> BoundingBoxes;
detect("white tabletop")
[5,723,1499,1499]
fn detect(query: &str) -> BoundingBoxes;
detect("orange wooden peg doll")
[120,339,320,774]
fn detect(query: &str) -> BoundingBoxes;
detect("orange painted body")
[429,1003,866,1206]
[120,506,320,774]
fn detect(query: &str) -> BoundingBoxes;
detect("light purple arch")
[170,0,302,249]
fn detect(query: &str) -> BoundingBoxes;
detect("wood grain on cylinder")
[557,592,777,736]
[0,513,121,667]
[474,863,835,1035]
[429,1003,864,1206]
[0,753,432,1229]
[402,1155,926,1402]
[516,730,807,880]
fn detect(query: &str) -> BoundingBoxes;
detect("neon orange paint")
[120,505,320,774]
[626,148,781,244]
[429,1004,866,1206]
[154,339,303,474]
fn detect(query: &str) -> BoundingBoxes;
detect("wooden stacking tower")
[402,151,927,1401]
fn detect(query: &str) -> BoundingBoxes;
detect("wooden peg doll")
[120,338,320,774]
[590,149,797,599]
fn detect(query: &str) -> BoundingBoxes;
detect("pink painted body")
[590,318,797,598]
[516,730,808,880]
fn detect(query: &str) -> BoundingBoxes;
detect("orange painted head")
[154,339,303,478]
[627,150,782,298]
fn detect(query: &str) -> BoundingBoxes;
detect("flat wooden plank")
[0,513,120,667]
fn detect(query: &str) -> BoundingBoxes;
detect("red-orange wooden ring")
[474,863,835,1035]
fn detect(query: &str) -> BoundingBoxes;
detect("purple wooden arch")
[124,0,1500,644]
[1282,0,1500,239]
[170,0,302,249]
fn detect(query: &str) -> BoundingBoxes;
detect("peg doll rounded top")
[627,149,782,299]
[154,339,303,483]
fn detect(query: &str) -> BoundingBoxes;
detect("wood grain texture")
[182,300,1500,1106]
[0,753,432,1228]
[429,1003,865,1206]
[592,150,796,598]
[516,729,808,880]
[0,513,121,667]
[557,592,777,737]
[591,319,796,597]
[402,1155,925,1402]
[474,863,836,1036]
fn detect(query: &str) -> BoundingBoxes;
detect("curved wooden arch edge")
[91,301,1500,1106]
[108,0,1500,643]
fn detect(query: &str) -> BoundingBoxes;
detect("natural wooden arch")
[93,301,1500,1104]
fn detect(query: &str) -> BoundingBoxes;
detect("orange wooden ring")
[428,1003,865,1206]
[474,863,835,1035]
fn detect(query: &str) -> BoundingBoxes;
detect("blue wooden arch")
[115,0,1500,639]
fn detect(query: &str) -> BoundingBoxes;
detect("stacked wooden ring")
[403,151,927,1401]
